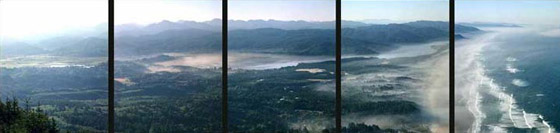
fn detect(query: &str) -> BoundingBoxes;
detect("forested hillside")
[0,98,59,133]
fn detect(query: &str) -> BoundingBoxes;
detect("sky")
[4,0,558,40]
[456,0,560,25]
[229,0,335,21]
[0,0,108,39]
[115,0,221,25]
[342,0,449,22]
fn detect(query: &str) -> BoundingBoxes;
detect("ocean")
[456,27,560,132]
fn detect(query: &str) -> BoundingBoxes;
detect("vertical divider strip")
[449,0,455,132]
[222,0,228,132]
[108,0,115,132]
[335,0,342,132]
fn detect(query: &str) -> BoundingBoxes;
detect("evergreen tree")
[0,98,59,133]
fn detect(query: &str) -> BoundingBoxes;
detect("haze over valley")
[1,0,462,132]
[1,17,467,132]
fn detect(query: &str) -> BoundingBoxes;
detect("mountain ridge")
[3,20,480,57]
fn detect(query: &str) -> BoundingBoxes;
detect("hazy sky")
[0,0,107,39]
[229,0,335,21]
[342,0,449,22]
[115,0,221,25]
[6,0,557,39]
[456,0,560,25]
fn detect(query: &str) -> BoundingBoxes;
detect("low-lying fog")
[135,52,334,73]
[132,40,448,74]
[0,55,106,68]
[342,40,449,132]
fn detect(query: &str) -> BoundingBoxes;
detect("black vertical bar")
[335,0,342,132]
[108,0,115,132]
[222,0,228,132]
[449,0,455,132]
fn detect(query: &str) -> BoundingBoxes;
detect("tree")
[0,98,59,133]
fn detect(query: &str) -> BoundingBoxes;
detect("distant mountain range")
[455,34,466,40]
[1,37,107,57]
[356,19,409,25]
[116,20,479,56]
[2,20,480,57]
[115,19,372,37]
[458,22,521,28]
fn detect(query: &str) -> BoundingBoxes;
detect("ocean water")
[456,27,560,132]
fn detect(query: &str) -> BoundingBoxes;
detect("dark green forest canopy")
[0,98,59,133]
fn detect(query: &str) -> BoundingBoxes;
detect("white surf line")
[471,92,483,133]
[509,94,518,127]
[459,32,504,133]
[467,88,478,133]
[467,63,486,133]
[468,40,491,133]
[539,115,552,133]
[522,110,533,128]
[474,93,484,120]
